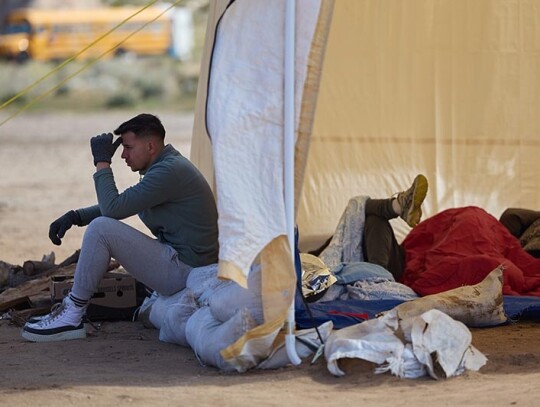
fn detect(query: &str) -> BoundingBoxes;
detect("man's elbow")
[99,205,124,219]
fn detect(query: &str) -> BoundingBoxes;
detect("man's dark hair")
[114,113,166,140]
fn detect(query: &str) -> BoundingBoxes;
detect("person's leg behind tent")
[499,208,540,239]
[362,174,428,281]
[362,198,406,281]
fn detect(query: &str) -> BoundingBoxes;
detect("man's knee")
[499,208,517,223]
[86,216,121,235]
[499,208,529,238]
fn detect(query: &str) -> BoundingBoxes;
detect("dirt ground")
[1,111,540,406]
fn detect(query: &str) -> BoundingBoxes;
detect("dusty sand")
[1,111,540,407]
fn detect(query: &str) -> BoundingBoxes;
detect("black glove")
[90,133,123,166]
[49,210,81,246]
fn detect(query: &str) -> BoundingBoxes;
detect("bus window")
[145,22,165,33]
[3,21,30,35]
[33,25,46,34]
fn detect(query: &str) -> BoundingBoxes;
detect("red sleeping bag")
[401,206,540,296]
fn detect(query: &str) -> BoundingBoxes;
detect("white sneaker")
[21,296,87,342]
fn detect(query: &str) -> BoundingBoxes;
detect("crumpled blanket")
[319,196,368,269]
[317,265,419,302]
[345,278,418,301]
[402,206,540,296]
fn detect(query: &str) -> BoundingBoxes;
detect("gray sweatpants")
[72,217,192,301]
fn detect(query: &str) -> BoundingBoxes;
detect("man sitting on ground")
[22,113,219,342]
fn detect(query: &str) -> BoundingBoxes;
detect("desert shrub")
[0,91,27,106]
[105,93,136,108]
[178,74,198,95]
[134,79,164,99]
[54,85,70,96]
[0,55,199,112]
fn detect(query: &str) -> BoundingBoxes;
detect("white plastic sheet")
[325,309,487,379]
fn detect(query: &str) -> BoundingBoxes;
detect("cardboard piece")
[50,272,139,320]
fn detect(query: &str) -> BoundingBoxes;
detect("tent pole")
[284,0,301,366]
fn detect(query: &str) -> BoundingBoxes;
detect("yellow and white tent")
[190,0,540,370]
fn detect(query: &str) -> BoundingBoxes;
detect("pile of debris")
[0,251,126,326]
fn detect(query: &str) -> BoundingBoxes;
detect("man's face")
[119,131,152,172]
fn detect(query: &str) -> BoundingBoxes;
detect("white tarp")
[206,0,321,283]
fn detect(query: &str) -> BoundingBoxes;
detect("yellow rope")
[0,0,184,126]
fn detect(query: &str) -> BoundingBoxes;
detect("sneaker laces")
[34,298,85,328]
[34,301,68,327]
[396,188,413,213]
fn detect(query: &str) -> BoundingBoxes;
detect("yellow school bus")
[0,7,172,62]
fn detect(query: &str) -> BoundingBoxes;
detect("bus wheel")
[114,47,127,57]
[115,48,137,60]
[16,51,29,63]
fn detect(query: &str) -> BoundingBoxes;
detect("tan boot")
[395,174,429,227]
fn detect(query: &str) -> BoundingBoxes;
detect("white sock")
[68,292,89,308]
